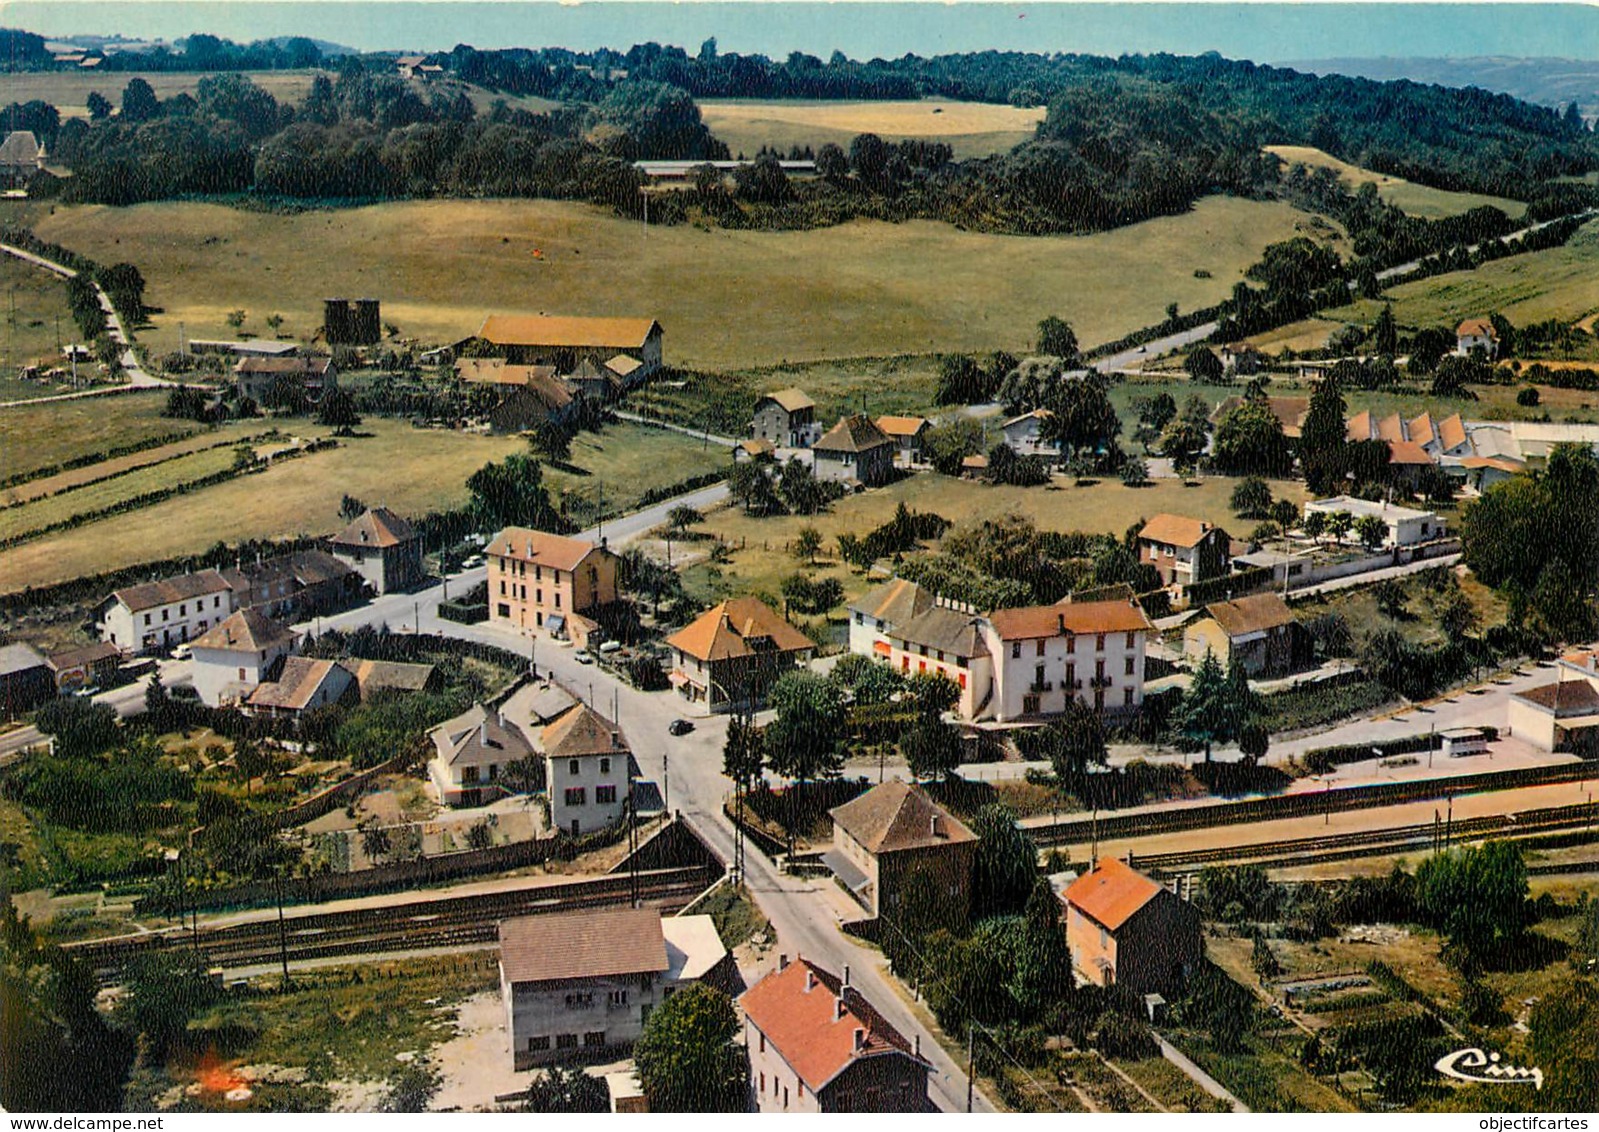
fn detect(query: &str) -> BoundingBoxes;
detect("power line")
[872,910,1068,1112]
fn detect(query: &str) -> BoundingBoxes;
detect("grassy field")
[541,419,731,526]
[679,470,1309,610]
[0,418,724,592]
[699,98,1044,160]
[0,254,76,378]
[1324,218,1599,333]
[0,69,323,120]
[1265,145,1527,220]
[0,443,241,542]
[0,390,205,482]
[0,431,243,506]
[26,195,1339,369]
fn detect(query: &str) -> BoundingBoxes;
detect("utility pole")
[275,869,291,990]
[966,1022,976,1113]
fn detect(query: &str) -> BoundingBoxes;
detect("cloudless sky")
[6,2,1599,61]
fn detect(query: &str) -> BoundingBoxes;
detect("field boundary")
[0,431,276,511]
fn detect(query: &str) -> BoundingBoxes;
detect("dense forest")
[5,29,1598,239]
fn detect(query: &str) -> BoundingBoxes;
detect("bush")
[1094,1011,1159,1059]
[1517,385,1541,407]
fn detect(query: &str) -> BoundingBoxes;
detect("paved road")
[0,658,193,763]
[612,410,741,450]
[1375,208,1599,282]
[1154,1033,1248,1112]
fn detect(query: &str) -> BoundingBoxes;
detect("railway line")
[64,864,717,983]
[1117,803,1598,875]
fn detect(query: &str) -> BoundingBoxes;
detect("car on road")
[170,643,192,660]
[574,649,594,664]
[668,718,694,736]
[461,554,484,569]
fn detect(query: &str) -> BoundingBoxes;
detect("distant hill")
[1287,56,1599,117]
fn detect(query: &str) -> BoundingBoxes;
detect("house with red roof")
[329,507,425,595]
[740,956,932,1112]
[1456,318,1499,358]
[981,598,1155,722]
[1060,857,1202,997]
[1136,513,1231,591]
[663,596,816,713]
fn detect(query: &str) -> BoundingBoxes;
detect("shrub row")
[1081,303,1226,363]
[1301,726,1500,774]
[436,598,488,624]
[634,469,728,510]
[0,432,273,513]
[0,426,199,492]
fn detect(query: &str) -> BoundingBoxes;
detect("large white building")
[97,569,237,655]
[847,579,1154,723]
[538,703,633,838]
[188,608,297,707]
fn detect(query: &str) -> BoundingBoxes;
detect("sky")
[5,2,1599,61]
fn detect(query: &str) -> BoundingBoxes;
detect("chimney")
[778,954,789,971]
[914,1034,921,1058]
[1057,612,1066,635]
[842,965,850,987]
[853,1028,866,1050]
[805,970,817,992]
[479,718,488,745]
[929,815,940,839]
[835,997,847,1021]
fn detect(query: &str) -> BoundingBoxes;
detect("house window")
[500,580,506,596]
[854,612,864,625]
[1066,634,1076,654]
[1124,687,1135,706]
[596,785,617,805]
[1096,633,1106,651]
[600,757,610,774]
[488,764,498,781]
[568,759,579,776]
[536,566,543,582]
[1035,639,1045,658]
[179,604,186,616]
[918,645,927,657]
[237,667,246,681]
[536,589,543,604]
[529,1035,550,1051]
[1125,656,1135,676]
[584,1031,606,1047]
[608,989,628,1007]
[759,1033,766,1054]
[497,603,511,619]
[564,787,586,806]
[1125,631,1136,649]
[556,1034,578,1050]
[1011,642,1021,659]
[162,609,169,621]
[1067,663,1076,687]
[1096,660,1106,681]
[144,613,151,625]
[555,593,562,609]
[463,766,480,784]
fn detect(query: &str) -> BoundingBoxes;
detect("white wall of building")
[190,638,293,707]
[102,590,235,655]
[547,750,628,836]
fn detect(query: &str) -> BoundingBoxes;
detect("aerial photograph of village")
[0,0,1595,1118]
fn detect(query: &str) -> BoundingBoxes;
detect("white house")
[97,569,237,655]
[188,609,297,707]
[982,599,1153,722]
[427,702,533,807]
[499,906,730,1070]
[538,703,633,838]
[847,578,935,658]
[244,656,356,720]
[1456,318,1499,358]
[1303,496,1441,548]
[1506,647,1599,755]
[1000,409,1058,461]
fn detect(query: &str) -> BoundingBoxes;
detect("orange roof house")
[740,957,931,1113]
[824,782,978,925]
[329,506,425,594]
[988,599,1154,641]
[1060,858,1202,996]
[474,313,663,377]
[665,597,816,713]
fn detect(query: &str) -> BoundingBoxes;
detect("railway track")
[1121,803,1598,875]
[65,864,717,982]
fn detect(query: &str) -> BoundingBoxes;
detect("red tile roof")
[540,703,627,759]
[815,414,894,454]
[1137,513,1222,549]
[989,599,1154,641]
[760,388,815,413]
[1457,318,1497,339]
[111,568,232,613]
[874,415,930,439]
[330,507,416,550]
[1062,857,1166,931]
[739,959,924,1092]
[486,528,606,573]
[191,608,296,653]
[1204,592,1296,637]
[665,597,816,663]
[1387,439,1435,466]
[478,314,660,349]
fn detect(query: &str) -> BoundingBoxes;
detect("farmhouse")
[751,388,821,448]
[454,357,581,424]
[0,130,44,187]
[825,781,977,928]
[427,701,533,807]
[665,597,817,714]
[874,416,931,466]
[475,314,662,379]
[813,415,896,487]
[219,549,362,621]
[189,609,298,707]
[245,656,356,721]
[741,957,931,1113]
[1136,514,1231,591]
[1183,592,1306,677]
[1060,857,1203,997]
[44,642,123,693]
[1000,409,1058,461]
[982,599,1153,722]
[98,568,237,655]
[500,907,730,1069]
[1303,496,1440,548]
[486,528,618,639]
[233,356,337,406]
[538,703,633,837]
[1456,318,1499,358]
[329,507,426,595]
[0,644,54,718]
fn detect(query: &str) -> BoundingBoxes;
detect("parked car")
[668,718,694,736]
[598,640,622,655]
[170,643,192,660]
[574,649,594,665]
[461,554,484,569]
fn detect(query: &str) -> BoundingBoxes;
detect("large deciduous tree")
[634,983,747,1111]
